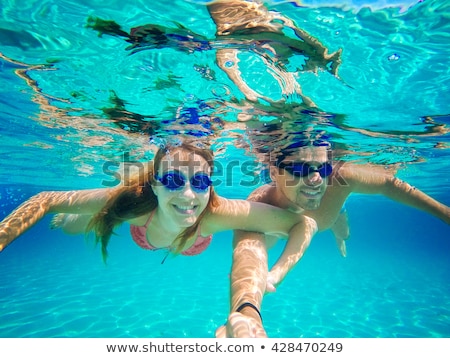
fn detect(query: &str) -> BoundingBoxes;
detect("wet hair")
[87,142,220,262]
[273,140,332,167]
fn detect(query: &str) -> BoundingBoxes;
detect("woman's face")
[152,149,212,228]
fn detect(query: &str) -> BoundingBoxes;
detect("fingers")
[0,235,13,252]
[265,282,277,293]
[334,236,347,258]
[340,241,347,257]
[218,312,268,338]
[215,325,227,338]
[227,312,255,338]
[266,274,277,293]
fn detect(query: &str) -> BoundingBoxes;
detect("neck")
[151,209,184,247]
[272,185,305,214]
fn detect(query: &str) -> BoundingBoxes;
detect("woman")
[0,142,317,262]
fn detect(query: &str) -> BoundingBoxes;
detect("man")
[217,143,450,337]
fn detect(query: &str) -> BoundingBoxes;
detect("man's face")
[270,146,330,211]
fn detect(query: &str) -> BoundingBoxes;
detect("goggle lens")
[279,162,333,178]
[156,171,212,192]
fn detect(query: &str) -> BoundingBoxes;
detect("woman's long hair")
[87,142,220,261]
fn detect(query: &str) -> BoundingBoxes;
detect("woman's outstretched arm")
[0,188,113,251]
[204,197,302,236]
[267,216,318,291]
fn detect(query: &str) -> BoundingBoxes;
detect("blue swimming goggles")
[155,171,212,193]
[277,161,333,178]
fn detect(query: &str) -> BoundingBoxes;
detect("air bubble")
[388,53,400,61]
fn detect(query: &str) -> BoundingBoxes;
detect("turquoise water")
[0,0,449,338]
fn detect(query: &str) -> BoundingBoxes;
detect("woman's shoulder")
[208,196,249,215]
[127,211,154,226]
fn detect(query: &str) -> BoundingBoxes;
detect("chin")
[179,216,198,227]
[301,200,321,211]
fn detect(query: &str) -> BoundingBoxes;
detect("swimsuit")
[129,211,212,256]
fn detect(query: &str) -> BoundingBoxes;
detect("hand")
[331,208,350,257]
[334,236,347,258]
[215,312,267,338]
[0,229,15,252]
[0,236,9,252]
[444,206,450,225]
[266,272,277,293]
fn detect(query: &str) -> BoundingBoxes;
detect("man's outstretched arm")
[216,230,268,338]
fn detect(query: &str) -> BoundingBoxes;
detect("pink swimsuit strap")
[129,211,155,250]
[129,211,212,255]
[180,232,212,256]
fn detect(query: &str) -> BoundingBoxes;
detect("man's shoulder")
[247,183,275,203]
[331,161,393,182]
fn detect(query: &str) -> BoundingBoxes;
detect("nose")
[178,182,196,199]
[305,171,323,185]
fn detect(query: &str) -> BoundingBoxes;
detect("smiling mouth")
[172,204,198,215]
[300,189,322,198]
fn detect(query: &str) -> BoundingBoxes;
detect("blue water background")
[0,0,449,337]
[1,187,449,338]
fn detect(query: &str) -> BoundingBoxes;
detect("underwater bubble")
[184,94,196,103]
[211,84,230,98]
[388,53,400,62]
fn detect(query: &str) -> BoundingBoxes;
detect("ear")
[150,181,159,197]
[269,165,279,182]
